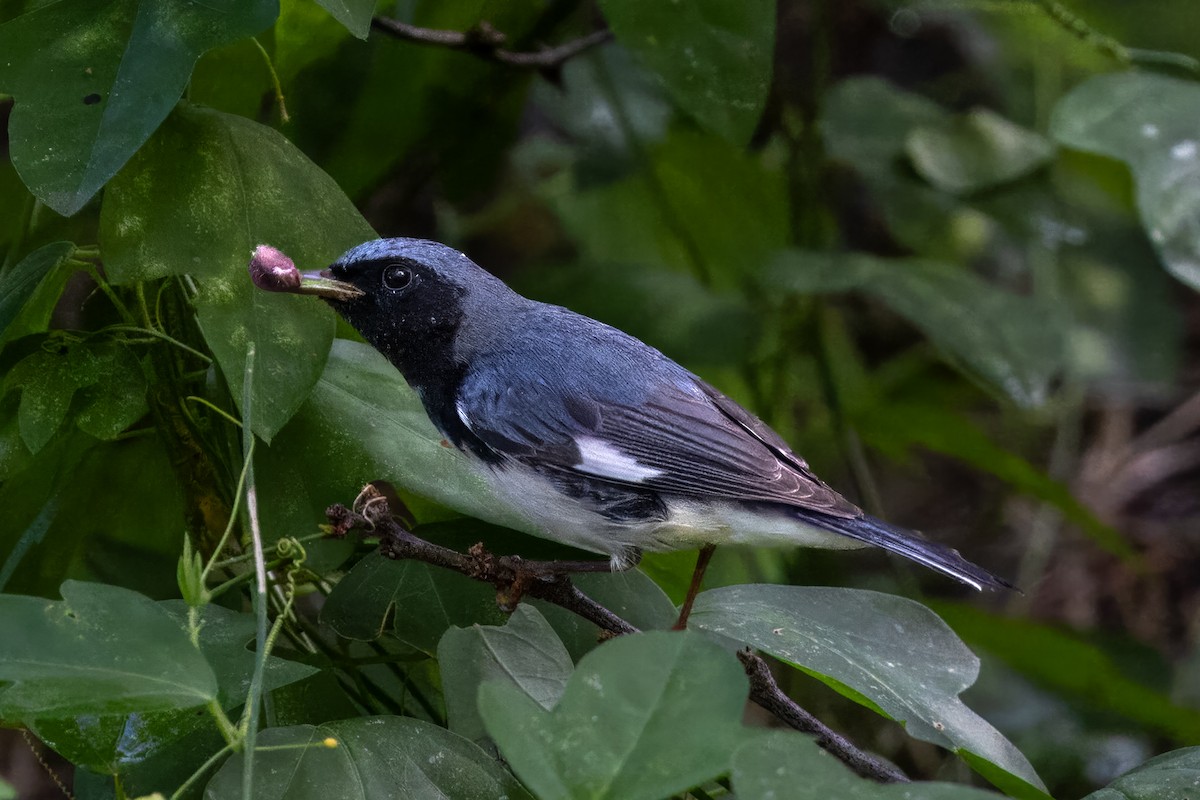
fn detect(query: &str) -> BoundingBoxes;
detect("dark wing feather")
[457,366,860,518]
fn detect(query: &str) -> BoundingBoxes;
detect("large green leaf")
[204,716,534,800]
[597,0,774,144]
[27,602,316,773]
[733,731,1004,799]
[102,104,375,441]
[0,581,217,720]
[766,250,1064,407]
[688,585,1048,799]
[321,552,508,654]
[1052,72,1200,290]
[1084,747,1200,800]
[933,602,1200,743]
[0,0,277,216]
[0,241,73,341]
[479,630,749,800]
[438,605,574,743]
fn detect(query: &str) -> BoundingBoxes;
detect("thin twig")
[736,650,908,783]
[370,16,612,76]
[326,495,907,784]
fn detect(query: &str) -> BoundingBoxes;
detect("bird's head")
[292,237,519,380]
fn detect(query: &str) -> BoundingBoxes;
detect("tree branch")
[370,17,612,76]
[326,494,907,784]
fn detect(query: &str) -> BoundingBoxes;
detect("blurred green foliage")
[1,0,1199,798]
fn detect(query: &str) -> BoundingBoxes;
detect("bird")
[259,237,1010,605]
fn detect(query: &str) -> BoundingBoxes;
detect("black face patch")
[319,256,482,451]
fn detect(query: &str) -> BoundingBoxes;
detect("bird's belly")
[475,462,866,557]
[658,499,867,551]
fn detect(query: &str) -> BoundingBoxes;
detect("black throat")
[324,285,499,463]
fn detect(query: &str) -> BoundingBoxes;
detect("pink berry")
[249,244,300,292]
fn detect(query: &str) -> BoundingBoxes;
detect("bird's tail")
[792,509,1013,591]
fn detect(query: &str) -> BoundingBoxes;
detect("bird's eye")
[382,264,413,291]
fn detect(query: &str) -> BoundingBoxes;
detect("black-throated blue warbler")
[252,238,1010,593]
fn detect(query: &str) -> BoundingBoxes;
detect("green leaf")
[438,605,574,743]
[479,630,749,800]
[597,0,774,143]
[290,339,532,530]
[0,0,277,216]
[321,551,508,653]
[1052,72,1200,290]
[733,731,1005,800]
[1084,746,1200,800]
[766,251,1064,407]
[689,585,1048,798]
[203,716,534,800]
[0,581,217,720]
[907,108,1053,195]
[0,241,73,340]
[27,602,316,773]
[0,777,13,800]
[932,601,1200,743]
[313,0,374,39]
[102,104,375,441]
[2,341,147,453]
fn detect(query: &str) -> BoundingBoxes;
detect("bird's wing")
[455,368,861,518]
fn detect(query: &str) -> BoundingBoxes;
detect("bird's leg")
[673,544,717,630]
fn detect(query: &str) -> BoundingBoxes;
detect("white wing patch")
[456,399,472,429]
[574,436,663,482]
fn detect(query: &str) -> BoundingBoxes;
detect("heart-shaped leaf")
[438,605,574,742]
[0,581,217,720]
[0,0,277,216]
[1052,72,1200,290]
[1083,746,1200,800]
[479,630,749,800]
[102,104,375,441]
[689,584,1048,799]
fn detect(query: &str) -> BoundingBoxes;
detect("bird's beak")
[296,270,364,301]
